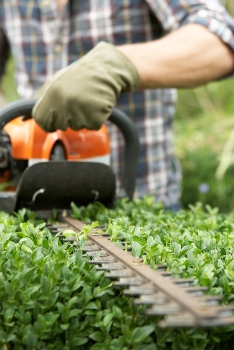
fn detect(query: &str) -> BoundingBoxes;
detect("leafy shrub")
[1,200,234,348]
[72,197,234,349]
[0,209,157,349]
[71,197,234,303]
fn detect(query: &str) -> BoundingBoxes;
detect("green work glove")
[32,42,139,132]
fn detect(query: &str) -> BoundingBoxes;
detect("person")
[0,0,234,210]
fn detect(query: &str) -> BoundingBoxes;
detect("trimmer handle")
[0,99,139,200]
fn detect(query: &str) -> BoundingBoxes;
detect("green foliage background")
[174,0,234,212]
[175,79,234,212]
[1,0,234,212]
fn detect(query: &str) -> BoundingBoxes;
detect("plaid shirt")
[0,0,234,208]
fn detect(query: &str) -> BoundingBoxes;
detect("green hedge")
[1,199,234,349]
[0,209,156,350]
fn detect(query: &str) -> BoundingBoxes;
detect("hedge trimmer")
[0,100,233,328]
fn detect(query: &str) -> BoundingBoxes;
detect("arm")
[32,28,233,132]
[118,23,234,89]
[33,2,234,132]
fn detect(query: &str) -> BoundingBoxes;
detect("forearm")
[117,24,234,89]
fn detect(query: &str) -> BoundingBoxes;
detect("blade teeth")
[81,241,94,246]
[203,316,234,327]
[89,257,116,264]
[84,251,109,257]
[182,286,208,297]
[134,293,168,305]
[215,306,234,318]
[123,285,156,296]
[114,277,144,287]
[68,241,93,246]
[159,313,196,328]
[156,264,167,270]
[146,302,181,316]
[47,223,68,229]
[82,245,101,252]
[197,296,222,307]
[157,271,173,278]
[105,270,134,279]
[96,263,125,271]
[172,278,195,287]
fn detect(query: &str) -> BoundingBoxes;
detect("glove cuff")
[87,41,140,93]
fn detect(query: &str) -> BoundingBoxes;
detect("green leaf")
[75,250,83,264]
[4,308,14,322]
[199,264,215,281]
[21,244,32,253]
[26,285,40,297]
[71,281,84,292]
[45,313,60,326]
[60,323,70,330]
[224,268,234,281]
[67,296,79,309]
[85,302,98,310]
[131,325,155,343]
[6,334,16,342]
[112,306,123,320]
[27,333,37,348]
[73,337,88,346]
[62,265,71,281]
[46,292,59,309]
[99,277,111,289]
[41,275,51,295]
[132,241,142,258]
[69,309,83,318]
[62,229,77,237]
[89,331,105,342]
[21,267,36,280]
[103,313,113,327]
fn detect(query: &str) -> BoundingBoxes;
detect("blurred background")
[174,0,234,212]
[0,0,234,212]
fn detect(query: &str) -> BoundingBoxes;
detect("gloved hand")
[32,41,139,132]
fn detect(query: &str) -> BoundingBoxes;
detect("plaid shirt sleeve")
[146,0,234,50]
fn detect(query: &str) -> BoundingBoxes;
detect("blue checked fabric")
[0,0,234,208]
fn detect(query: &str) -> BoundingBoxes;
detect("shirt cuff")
[181,11,234,51]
